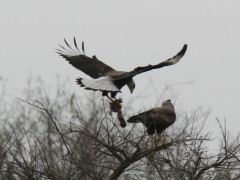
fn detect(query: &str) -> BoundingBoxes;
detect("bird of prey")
[127,100,176,147]
[57,38,187,100]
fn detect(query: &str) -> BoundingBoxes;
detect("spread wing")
[56,38,115,79]
[114,44,187,81]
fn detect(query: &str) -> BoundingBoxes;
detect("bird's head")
[162,99,174,108]
[127,79,135,94]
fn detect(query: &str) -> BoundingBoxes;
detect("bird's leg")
[148,135,153,148]
[148,135,156,149]
[106,95,114,102]
[156,133,165,144]
[153,133,158,148]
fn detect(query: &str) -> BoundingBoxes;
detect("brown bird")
[127,100,176,147]
[57,38,187,100]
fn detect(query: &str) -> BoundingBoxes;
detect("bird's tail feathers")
[76,77,120,92]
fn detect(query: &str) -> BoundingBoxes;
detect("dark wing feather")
[114,44,187,81]
[56,38,115,79]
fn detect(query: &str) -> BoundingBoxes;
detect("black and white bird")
[127,100,176,147]
[57,38,187,100]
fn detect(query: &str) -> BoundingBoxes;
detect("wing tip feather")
[57,38,82,57]
[180,44,188,56]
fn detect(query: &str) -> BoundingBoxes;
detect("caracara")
[57,38,187,100]
[127,100,176,147]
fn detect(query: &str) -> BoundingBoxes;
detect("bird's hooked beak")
[127,79,135,94]
[130,84,135,94]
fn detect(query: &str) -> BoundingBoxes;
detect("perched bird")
[57,38,187,100]
[127,100,176,147]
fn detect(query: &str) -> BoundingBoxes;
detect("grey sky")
[1,1,240,135]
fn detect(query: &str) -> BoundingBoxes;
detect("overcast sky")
[1,1,240,136]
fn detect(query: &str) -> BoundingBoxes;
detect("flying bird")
[56,38,187,100]
[127,100,176,147]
